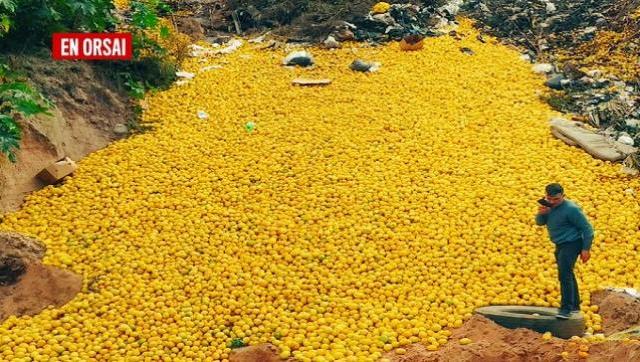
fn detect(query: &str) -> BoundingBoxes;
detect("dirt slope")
[0,54,134,214]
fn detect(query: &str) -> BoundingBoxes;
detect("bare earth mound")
[592,290,640,335]
[0,231,46,262]
[230,344,283,362]
[0,263,82,322]
[385,315,566,362]
[0,231,82,322]
[226,314,640,362]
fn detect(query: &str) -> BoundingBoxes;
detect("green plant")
[1,0,117,47]
[228,338,247,349]
[0,0,16,37]
[0,62,51,162]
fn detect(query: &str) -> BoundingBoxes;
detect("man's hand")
[580,250,591,263]
[538,205,551,215]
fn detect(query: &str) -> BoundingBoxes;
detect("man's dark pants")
[554,239,582,312]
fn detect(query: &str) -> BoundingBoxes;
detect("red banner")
[52,33,133,60]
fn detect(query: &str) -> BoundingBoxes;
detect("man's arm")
[569,206,594,251]
[535,213,548,225]
[535,206,550,225]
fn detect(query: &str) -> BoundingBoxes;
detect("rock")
[113,124,128,135]
[545,74,565,90]
[562,62,587,80]
[333,22,356,42]
[283,51,314,67]
[349,59,380,73]
[69,88,89,103]
[323,36,340,49]
[532,63,554,74]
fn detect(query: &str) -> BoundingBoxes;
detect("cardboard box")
[37,157,77,184]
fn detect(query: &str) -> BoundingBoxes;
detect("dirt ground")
[592,290,640,335]
[0,232,81,323]
[383,315,640,362]
[169,0,420,41]
[0,262,82,322]
[0,54,134,214]
[229,291,640,362]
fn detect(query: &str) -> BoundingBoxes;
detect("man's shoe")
[555,310,570,319]
[570,309,582,315]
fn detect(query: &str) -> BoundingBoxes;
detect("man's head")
[545,183,565,207]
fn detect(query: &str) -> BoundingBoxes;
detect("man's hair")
[545,183,564,196]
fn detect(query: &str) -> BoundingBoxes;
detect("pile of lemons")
[1,19,639,362]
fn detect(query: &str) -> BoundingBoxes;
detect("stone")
[323,36,340,49]
[113,124,128,135]
[545,74,565,90]
[349,59,380,73]
[283,51,314,67]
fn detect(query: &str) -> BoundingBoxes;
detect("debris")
[323,36,341,49]
[350,59,381,73]
[520,54,532,62]
[292,78,332,87]
[618,134,635,146]
[248,32,271,43]
[550,118,631,162]
[189,44,211,57]
[399,34,425,51]
[460,47,475,55]
[545,2,556,13]
[216,39,243,55]
[532,63,554,74]
[283,51,314,67]
[352,2,462,43]
[176,71,196,79]
[189,41,242,57]
[197,111,209,120]
[199,65,223,72]
[37,157,77,184]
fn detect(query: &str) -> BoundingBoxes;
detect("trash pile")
[167,1,465,42]
[345,1,464,42]
[462,0,640,172]
[461,0,637,60]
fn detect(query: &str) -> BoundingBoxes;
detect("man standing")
[535,183,594,319]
